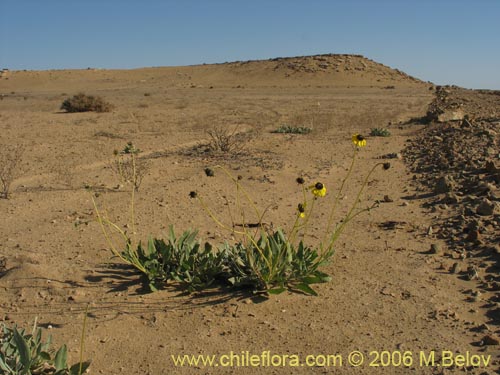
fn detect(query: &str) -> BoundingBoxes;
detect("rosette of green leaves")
[0,323,90,375]
[223,229,331,296]
[129,226,227,292]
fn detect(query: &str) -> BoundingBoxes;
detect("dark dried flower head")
[189,191,197,198]
[383,162,391,170]
[204,168,214,177]
[237,175,243,180]
[296,177,305,184]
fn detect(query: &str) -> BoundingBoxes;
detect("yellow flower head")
[297,203,306,218]
[352,134,367,147]
[310,182,326,197]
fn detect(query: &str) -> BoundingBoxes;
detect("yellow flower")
[352,134,367,147]
[310,182,326,197]
[297,203,306,218]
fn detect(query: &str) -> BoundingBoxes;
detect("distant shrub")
[369,128,391,137]
[272,125,312,134]
[61,93,113,113]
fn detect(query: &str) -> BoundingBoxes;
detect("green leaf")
[295,283,318,296]
[13,328,32,370]
[70,361,91,375]
[54,344,68,371]
[39,351,52,361]
[0,353,13,372]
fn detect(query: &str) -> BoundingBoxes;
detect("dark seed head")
[356,134,365,141]
[237,175,243,180]
[296,177,305,185]
[315,182,324,190]
[298,203,305,213]
[189,191,197,198]
[383,162,391,170]
[204,168,214,177]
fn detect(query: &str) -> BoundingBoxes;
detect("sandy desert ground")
[0,55,499,374]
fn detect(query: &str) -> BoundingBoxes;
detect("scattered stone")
[429,243,443,255]
[467,266,479,280]
[434,175,455,194]
[383,195,393,203]
[437,108,465,123]
[466,229,481,242]
[476,199,498,216]
[482,335,500,346]
[450,262,460,274]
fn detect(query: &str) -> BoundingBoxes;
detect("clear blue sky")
[1,0,499,89]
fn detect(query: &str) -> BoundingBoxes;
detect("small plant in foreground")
[0,321,90,375]
[272,125,312,134]
[60,93,113,113]
[93,133,388,296]
[122,227,226,292]
[109,142,149,192]
[0,144,23,199]
[369,127,391,137]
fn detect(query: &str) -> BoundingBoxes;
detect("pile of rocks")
[404,86,500,322]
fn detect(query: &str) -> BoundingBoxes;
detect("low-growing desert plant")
[127,227,227,292]
[0,321,90,375]
[190,134,388,295]
[222,229,330,295]
[92,134,388,296]
[61,93,113,113]
[369,127,391,137]
[0,144,23,199]
[272,125,312,134]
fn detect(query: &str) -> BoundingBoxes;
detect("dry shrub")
[206,125,249,154]
[0,144,23,199]
[61,93,113,113]
[108,142,150,191]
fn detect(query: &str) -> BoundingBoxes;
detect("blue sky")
[1,0,499,89]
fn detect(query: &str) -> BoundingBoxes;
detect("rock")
[443,193,460,204]
[476,199,498,216]
[467,266,479,280]
[437,108,465,122]
[466,229,481,242]
[434,175,455,194]
[429,243,443,255]
[482,335,500,346]
[450,263,460,274]
[383,195,393,203]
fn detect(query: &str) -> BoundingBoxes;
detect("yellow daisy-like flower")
[352,134,367,147]
[310,182,327,197]
[297,203,306,218]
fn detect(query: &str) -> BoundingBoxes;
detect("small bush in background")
[61,93,113,113]
[369,128,391,137]
[272,125,312,134]
[206,125,248,154]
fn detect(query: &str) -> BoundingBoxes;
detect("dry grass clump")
[61,93,113,113]
[206,125,249,154]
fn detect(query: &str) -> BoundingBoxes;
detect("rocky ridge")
[405,85,500,326]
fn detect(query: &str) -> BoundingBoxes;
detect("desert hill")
[0,54,427,94]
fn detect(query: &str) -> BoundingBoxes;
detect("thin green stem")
[322,148,357,245]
